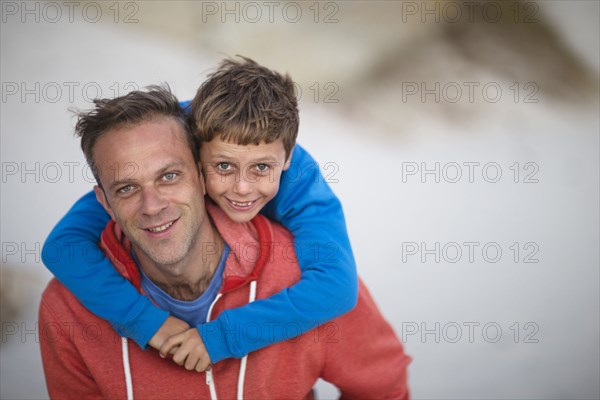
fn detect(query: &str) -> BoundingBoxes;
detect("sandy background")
[1,1,599,398]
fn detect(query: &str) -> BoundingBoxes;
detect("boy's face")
[200,137,292,223]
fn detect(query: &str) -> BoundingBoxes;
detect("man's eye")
[118,185,133,194]
[216,162,232,171]
[163,172,177,181]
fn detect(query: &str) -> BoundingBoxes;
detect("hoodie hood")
[100,202,273,294]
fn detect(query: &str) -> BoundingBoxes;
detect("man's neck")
[134,222,225,301]
[148,271,219,301]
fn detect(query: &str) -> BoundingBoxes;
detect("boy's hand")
[159,327,212,372]
[148,316,190,350]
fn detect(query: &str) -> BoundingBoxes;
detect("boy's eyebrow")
[107,161,185,190]
[206,153,281,163]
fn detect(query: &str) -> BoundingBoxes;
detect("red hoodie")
[39,204,411,399]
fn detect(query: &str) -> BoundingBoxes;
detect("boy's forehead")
[201,137,286,160]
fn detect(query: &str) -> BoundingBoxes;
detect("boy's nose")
[233,175,254,196]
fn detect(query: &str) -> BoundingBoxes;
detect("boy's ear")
[93,185,116,221]
[283,145,295,171]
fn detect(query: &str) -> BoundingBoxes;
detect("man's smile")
[143,218,179,235]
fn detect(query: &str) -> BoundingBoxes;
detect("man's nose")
[140,186,168,215]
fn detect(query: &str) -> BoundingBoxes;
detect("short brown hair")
[74,85,197,181]
[191,56,299,158]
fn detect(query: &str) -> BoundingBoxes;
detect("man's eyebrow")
[107,162,185,190]
[157,162,185,174]
[108,178,135,191]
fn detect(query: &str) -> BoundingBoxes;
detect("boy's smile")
[200,137,292,223]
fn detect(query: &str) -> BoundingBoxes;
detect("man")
[39,86,410,399]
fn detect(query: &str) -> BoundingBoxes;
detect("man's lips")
[143,218,178,233]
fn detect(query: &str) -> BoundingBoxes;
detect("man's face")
[200,137,292,223]
[93,117,207,273]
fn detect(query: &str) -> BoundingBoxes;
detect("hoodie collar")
[99,202,273,294]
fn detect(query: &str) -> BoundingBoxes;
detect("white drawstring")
[121,337,134,400]
[120,281,257,400]
[206,293,223,400]
[237,280,257,400]
[206,367,218,400]
[205,281,257,400]
[206,293,223,325]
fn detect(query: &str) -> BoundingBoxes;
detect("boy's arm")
[262,143,359,315]
[42,191,169,348]
[199,144,359,362]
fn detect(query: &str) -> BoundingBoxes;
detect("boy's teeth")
[148,221,174,232]
[231,200,253,207]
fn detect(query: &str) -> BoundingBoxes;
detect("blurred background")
[1,0,598,398]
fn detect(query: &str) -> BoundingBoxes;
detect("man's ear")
[93,185,116,221]
[283,145,295,171]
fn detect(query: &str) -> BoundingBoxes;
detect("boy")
[42,57,358,370]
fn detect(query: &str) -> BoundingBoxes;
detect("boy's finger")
[192,347,211,373]
[194,360,206,372]
[160,345,179,358]
[184,353,199,371]
[184,345,206,370]
[159,335,183,357]
[197,359,211,373]
[172,341,194,366]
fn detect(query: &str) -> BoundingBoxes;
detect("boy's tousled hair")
[191,56,299,158]
[74,84,198,182]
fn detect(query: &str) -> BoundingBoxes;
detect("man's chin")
[150,256,183,266]
[133,243,188,268]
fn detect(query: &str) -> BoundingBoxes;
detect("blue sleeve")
[200,144,359,362]
[42,191,169,348]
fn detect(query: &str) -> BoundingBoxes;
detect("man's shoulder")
[41,278,70,304]
[40,278,89,320]
[252,215,301,286]
[262,215,294,243]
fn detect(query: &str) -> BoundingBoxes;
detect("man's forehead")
[95,118,188,155]
[93,118,194,182]
[107,116,185,139]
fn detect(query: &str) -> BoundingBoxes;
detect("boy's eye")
[163,172,177,181]
[255,163,270,173]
